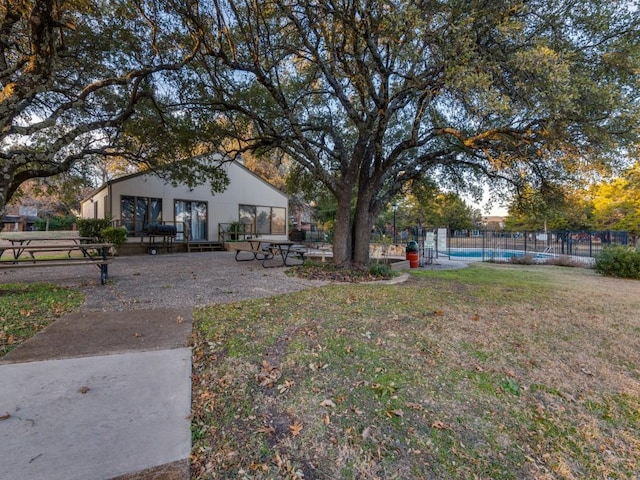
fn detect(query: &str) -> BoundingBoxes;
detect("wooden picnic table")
[0,235,96,260]
[234,239,306,267]
[0,242,113,284]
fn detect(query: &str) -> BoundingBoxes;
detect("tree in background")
[7,175,91,217]
[397,180,480,235]
[182,0,639,267]
[376,194,476,242]
[504,183,595,231]
[0,0,228,226]
[591,162,640,239]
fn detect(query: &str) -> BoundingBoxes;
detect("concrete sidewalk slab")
[0,348,191,480]
[0,309,192,365]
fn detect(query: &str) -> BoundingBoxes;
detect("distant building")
[482,216,506,230]
[1,206,38,232]
[79,155,290,243]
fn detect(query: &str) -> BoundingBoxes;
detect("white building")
[80,156,289,246]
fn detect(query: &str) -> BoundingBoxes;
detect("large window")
[121,196,162,236]
[239,205,286,235]
[175,200,208,241]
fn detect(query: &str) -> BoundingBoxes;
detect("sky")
[466,185,510,217]
[484,203,509,217]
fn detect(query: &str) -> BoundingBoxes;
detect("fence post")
[482,229,486,260]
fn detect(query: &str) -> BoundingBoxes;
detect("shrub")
[543,255,584,268]
[593,246,640,279]
[227,221,244,241]
[509,254,536,265]
[34,215,76,231]
[369,262,392,277]
[100,226,128,251]
[77,218,112,240]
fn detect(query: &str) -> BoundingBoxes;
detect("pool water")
[445,248,554,261]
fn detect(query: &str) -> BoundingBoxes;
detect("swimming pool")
[444,248,555,261]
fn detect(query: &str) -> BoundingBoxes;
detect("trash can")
[405,241,419,268]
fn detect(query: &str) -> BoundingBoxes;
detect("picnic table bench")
[0,242,114,284]
[0,235,97,260]
[234,240,306,267]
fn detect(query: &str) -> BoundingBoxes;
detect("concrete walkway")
[0,309,193,480]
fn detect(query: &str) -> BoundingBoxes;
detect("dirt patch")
[287,263,394,282]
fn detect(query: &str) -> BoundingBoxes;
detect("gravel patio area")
[0,251,329,312]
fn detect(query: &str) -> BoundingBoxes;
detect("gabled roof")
[83,154,288,201]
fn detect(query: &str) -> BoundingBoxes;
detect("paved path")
[0,309,193,480]
[0,251,467,479]
[1,348,191,480]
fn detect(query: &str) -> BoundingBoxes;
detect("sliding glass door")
[175,200,207,241]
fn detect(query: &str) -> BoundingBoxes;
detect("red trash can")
[405,241,419,268]
[406,251,419,268]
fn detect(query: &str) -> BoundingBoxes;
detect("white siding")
[80,159,289,241]
[82,189,109,219]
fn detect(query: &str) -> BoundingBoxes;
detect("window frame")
[239,204,286,235]
[121,195,163,236]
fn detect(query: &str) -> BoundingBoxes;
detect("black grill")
[145,224,177,236]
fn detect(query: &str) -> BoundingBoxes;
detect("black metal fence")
[293,226,629,264]
[445,229,629,263]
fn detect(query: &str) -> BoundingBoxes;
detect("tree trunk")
[351,190,375,267]
[0,183,7,232]
[332,191,353,267]
[331,175,381,268]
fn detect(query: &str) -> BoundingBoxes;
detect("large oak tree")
[0,0,229,225]
[182,0,639,267]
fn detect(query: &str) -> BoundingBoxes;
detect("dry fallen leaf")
[386,409,404,418]
[289,421,303,436]
[0,413,10,421]
[255,425,276,436]
[277,379,295,394]
[249,462,269,472]
[78,386,90,394]
[431,420,449,430]
[257,360,280,388]
[320,399,336,408]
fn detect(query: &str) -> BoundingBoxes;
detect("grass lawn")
[191,263,640,479]
[0,283,84,355]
